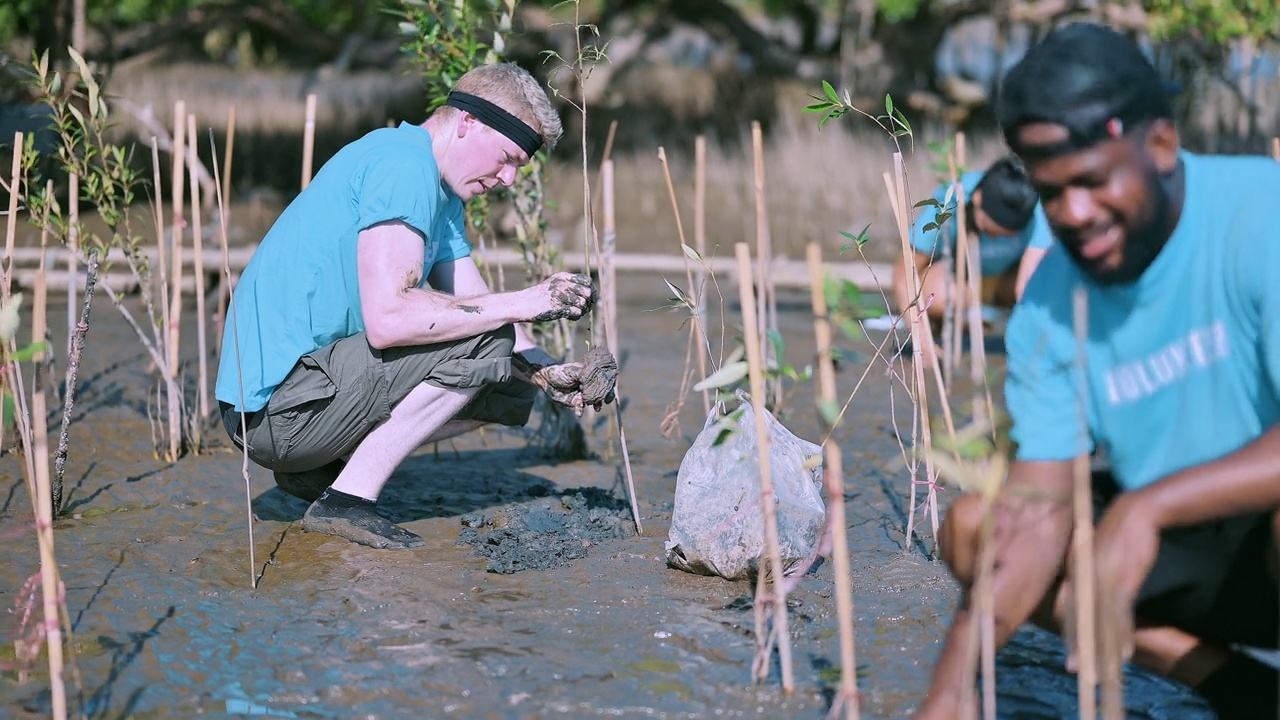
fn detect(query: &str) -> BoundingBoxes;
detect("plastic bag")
[664,395,826,580]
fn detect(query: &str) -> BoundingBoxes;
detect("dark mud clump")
[578,345,618,405]
[456,487,634,573]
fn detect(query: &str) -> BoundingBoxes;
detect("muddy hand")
[531,362,591,416]
[529,272,595,323]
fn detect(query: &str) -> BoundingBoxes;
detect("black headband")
[445,91,543,157]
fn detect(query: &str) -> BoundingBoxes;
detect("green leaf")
[1,393,13,426]
[804,102,832,112]
[693,360,749,393]
[68,46,98,118]
[0,292,22,342]
[10,341,47,362]
[817,398,841,427]
[885,94,894,117]
[681,243,703,264]
[823,80,839,104]
[663,278,688,307]
[765,328,785,362]
[914,198,941,209]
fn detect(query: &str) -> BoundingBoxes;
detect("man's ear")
[455,111,476,139]
[1146,119,1179,175]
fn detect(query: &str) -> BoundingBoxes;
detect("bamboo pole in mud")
[1273,137,1279,161]
[210,132,257,588]
[750,122,779,407]
[602,160,618,375]
[216,105,237,356]
[734,242,794,692]
[301,93,317,191]
[694,134,709,376]
[806,242,861,720]
[1071,286,1099,720]
[4,131,22,300]
[950,136,967,388]
[885,158,942,547]
[168,102,187,461]
[188,114,210,423]
[31,213,67,720]
[657,146,709,414]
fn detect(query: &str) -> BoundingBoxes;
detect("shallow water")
[0,277,1211,719]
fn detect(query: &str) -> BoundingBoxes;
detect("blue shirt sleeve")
[354,146,440,239]
[1026,204,1055,250]
[1005,265,1094,462]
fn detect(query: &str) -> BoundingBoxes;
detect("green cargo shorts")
[221,325,537,473]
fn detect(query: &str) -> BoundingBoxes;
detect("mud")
[576,346,618,405]
[0,276,1212,719]
[457,487,635,574]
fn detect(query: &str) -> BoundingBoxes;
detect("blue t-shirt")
[911,169,1054,277]
[1005,152,1280,491]
[215,122,472,412]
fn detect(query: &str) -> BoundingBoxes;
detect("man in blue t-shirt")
[215,63,615,550]
[893,156,1054,324]
[916,24,1279,720]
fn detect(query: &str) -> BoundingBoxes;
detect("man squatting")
[915,23,1280,719]
[215,63,615,551]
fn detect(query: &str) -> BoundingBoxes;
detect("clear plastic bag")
[664,395,826,580]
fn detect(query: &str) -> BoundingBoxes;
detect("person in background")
[216,62,614,551]
[914,22,1280,720]
[892,156,1054,327]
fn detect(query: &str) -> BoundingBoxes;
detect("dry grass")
[541,90,1006,266]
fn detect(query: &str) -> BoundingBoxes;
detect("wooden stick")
[301,93,317,191]
[4,131,22,300]
[188,113,209,423]
[657,146,710,414]
[1072,285,1099,720]
[602,160,618,383]
[209,130,257,588]
[66,173,78,358]
[945,154,962,387]
[694,133,709,370]
[750,121,779,406]
[735,242,793,692]
[1272,136,1279,161]
[216,105,237,356]
[32,204,67,720]
[167,104,187,461]
[806,242,861,720]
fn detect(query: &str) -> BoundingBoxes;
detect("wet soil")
[0,275,1211,719]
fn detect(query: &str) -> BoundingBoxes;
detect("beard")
[1059,165,1172,286]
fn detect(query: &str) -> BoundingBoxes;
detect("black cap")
[998,23,1174,158]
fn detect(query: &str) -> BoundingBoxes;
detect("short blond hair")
[440,62,563,151]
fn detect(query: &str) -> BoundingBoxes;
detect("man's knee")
[473,324,516,361]
[938,493,986,585]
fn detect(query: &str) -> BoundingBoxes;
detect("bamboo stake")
[210,130,257,588]
[750,122,779,406]
[806,242,861,720]
[1272,137,1279,161]
[168,103,186,461]
[944,153,961,387]
[1072,285,1099,720]
[602,160,618,387]
[694,134,709,382]
[885,159,942,547]
[32,207,67,720]
[188,114,209,424]
[4,131,22,300]
[950,136,968,380]
[216,105,237,356]
[657,146,710,413]
[735,242,793,692]
[301,93,317,191]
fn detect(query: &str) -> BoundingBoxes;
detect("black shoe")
[300,489,425,550]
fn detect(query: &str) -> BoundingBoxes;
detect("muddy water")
[0,277,1210,719]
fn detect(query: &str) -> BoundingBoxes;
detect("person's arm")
[1013,246,1048,302]
[425,252,562,379]
[358,221,591,349]
[917,459,1074,716]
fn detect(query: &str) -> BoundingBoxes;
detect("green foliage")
[399,0,511,111]
[1146,0,1280,43]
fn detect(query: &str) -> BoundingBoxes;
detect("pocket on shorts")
[268,355,337,416]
